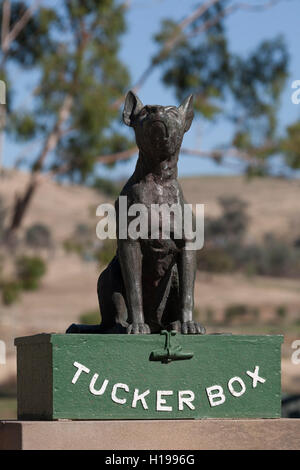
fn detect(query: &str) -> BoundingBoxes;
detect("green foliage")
[232,131,251,150]
[1,280,21,306]
[25,223,52,249]
[4,3,59,67]
[205,307,215,324]
[79,310,101,325]
[235,235,300,278]
[225,304,248,321]
[155,13,229,119]
[198,246,234,273]
[0,253,48,306]
[230,37,288,137]
[63,223,94,258]
[276,305,287,319]
[154,3,289,170]
[63,223,116,265]
[245,165,269,179]
[224,304,260,325]
[1,0,131,181]
[93,177,120,198]
[2,1,296,179]
[63,238,83,255]
[198,196,300,278]
[194,306,216,325]
[8,112,37,140]
[16,256,47,290]
[253,235,295,278]
[281,121,300,169]
[96,239,117,266]
[198,196,249,273]
[40,1,130,180]
[205,196,249,245]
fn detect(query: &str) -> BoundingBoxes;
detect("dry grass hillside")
[0,169,108,243]
[181,175,300,242]
[0,169,299,411]
[2,170,300,243]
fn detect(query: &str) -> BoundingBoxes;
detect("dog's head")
[123,91,194,158]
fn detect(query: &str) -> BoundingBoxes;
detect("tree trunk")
[0,104,5,173]
[4,94,73,240]
[5,176,38,241]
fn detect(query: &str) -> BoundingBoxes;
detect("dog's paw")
[181,321,206,335]
[127,323,151,334]
[167,321,181,333]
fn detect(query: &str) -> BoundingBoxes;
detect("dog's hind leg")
[66,256,128,334]
[97,256,129,333]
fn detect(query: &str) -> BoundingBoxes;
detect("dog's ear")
[123,91,144,126]
[178,95,194,132]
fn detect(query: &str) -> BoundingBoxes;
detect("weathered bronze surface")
[67,91,205,334]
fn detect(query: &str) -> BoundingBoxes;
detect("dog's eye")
[139,108,147,118]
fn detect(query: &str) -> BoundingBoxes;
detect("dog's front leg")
[178,248,205,334]
[118,239,150,334]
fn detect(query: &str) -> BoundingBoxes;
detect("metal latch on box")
[149,330,194,363]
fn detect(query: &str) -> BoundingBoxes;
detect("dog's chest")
[132,179,184,280]
[134,179,181,207]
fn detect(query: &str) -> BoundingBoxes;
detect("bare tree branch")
[163,0,221,53]
[112,0,288,109]
[187,4,238,39]
[188,0,284,39]
[2,0,41,53]
[97,146,138,164]
[111,0,222,109]
[1,1,11,52]
[33,94,73,171]
[0,1,42,173]
[232,0,283,12]
[94,145,260,166]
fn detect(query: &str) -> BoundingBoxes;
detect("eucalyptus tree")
[148,0,289,175]
[1,0,131,238]
[0,0,294,240]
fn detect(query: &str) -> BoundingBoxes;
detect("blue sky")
[4,0,300,180]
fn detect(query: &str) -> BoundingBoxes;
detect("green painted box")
[15,333,283,420]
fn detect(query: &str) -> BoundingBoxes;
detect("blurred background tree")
[0,0,296,240]
[197,194,300,278]
[0,0,131,239]
[145,0,289,175]
[1,0,300,418]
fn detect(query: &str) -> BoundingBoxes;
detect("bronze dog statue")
[67,91,205,335]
